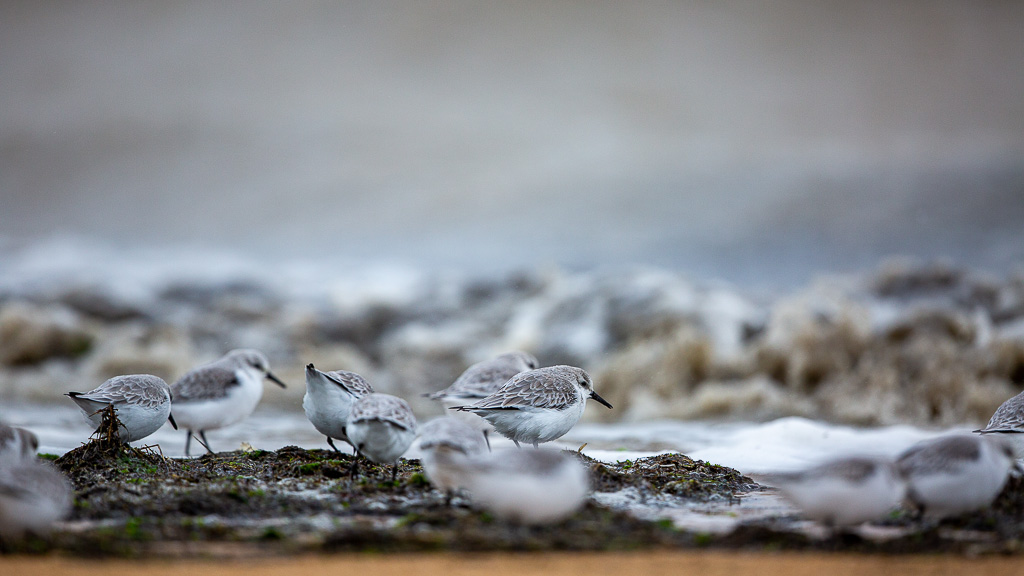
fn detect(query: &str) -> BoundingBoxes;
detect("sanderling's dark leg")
[184,430,193,457]
[327,437,342,452]
[513,439,521,449]
[199,430,213,454]
[483,430,492,452]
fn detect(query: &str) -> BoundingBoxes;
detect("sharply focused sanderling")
[0,460,72,538]
[170,349,287,456]
[417,417,489,499]
[451,365,612,448]
[0,423,39,466]
[897,433,1016,520]
[67,374,177,443]
[347,393,418,481]
[425,351,539,449]
[974,390,1024,458]
[303,363,374,453]
[765,456,906,528]
[448,448,589,524]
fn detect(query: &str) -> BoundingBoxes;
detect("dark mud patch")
[3,444,1024,557]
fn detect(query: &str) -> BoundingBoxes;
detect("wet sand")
[3,551,1022,576]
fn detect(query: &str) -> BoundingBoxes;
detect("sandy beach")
[4,551,1023,576]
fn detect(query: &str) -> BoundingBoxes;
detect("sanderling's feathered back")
[0,424,39,466]
[447,448,589,524]
[897,433,1016,519]
[765,456,906,528]
[417,417,489,496]
[347,393,417,481]
[426,351,539,449]
[451,365,612,448]
[67,374,177,443]
[0,460,72,538]
[171,349,287,456]
[426,351,539,402]
[303,363,374,452]
[975,390,1024,458]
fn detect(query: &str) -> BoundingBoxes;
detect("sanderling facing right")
[765,457,906,528]
[67,374,177,443]
[0,460,72,538]
[417,417,489,499]
[450,448,589,524]
[451,365,612,448]
[0,423,39,466]
[303,363,374,452]
[897,434,1016,520]
[347,393,418,481]
[425,351,539,449]
[974,390,1024,458]
[171,349,287,456]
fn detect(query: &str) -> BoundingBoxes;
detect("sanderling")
[346,393,417,482]
[450,448,589,524]
[0,423,39,466]
[67,374,177,443]
[974,390,1024,458]
[303,363,374,452]
[765,456,906,528]
[897,433,1016,520]
[451,365,612,448]
[417,417,489,499]
[170,349,287,456]
[425,351,538,449]
[0,460,72,538]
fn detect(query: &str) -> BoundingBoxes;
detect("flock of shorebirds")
[1,346,1024,539]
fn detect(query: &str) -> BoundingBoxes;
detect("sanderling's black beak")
[168,413,178,430]
[266,371,288,388]
[590,391,613,409]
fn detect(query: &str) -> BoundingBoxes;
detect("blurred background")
[3,1,1022,285]
[1,1,1023,435]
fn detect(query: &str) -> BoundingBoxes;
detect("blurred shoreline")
[1,239,1021,428]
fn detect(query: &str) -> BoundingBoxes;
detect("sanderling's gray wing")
[324,370,374,397]
[462,367,576,411]
[172,365,238,402]
[72,375,168,410]
[351,394,417,431]
[978,391,1024,432]
[898,436,981,476]
[811,457,882,483]
[428,352,539,400]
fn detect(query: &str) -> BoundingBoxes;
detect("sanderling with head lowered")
[171,349,287,456]
[0,423,39,466]
[425,351,539,449]
[67,374,177,443]
[346,393,417,482]
[417,417,489,500]
[451,365,612,448]
[0,460,72,538]
[448,448,589,524]
[974,390,1024,459]
[897,433,1016,520]
[303,363,374,452]
[765,456,906,528]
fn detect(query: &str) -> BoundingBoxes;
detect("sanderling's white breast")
[451,365,612,448]
[171,349,287,456]
[0,460,72,538]
[897,433,1016,520]
[0,423,39,466]
[303,363,374,452]
[347,393,417,481]
[425,351,538,448]
[765,456,906,528]
[417,417,489,497]
[975,390,1024,458]
[67,374,176,443]
[450,448,589,525]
